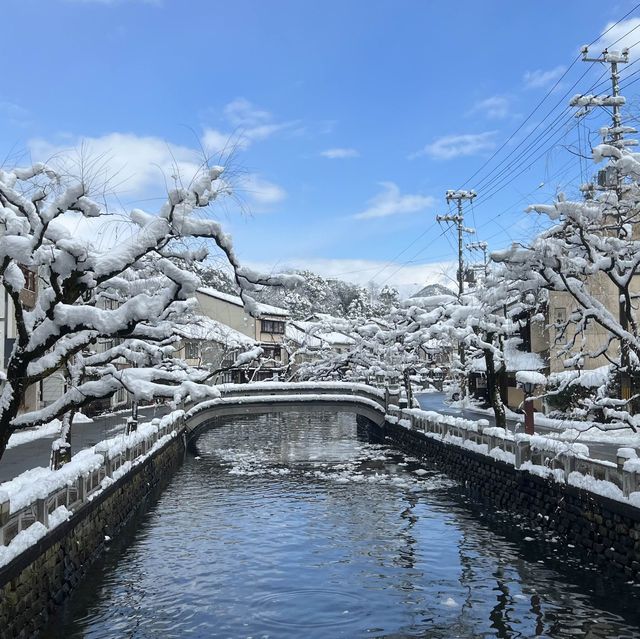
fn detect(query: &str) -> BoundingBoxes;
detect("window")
[103,298,119,310]
[262,345,282,361]
[261,319,285,334]
[184,342,200,359]
[554,307,567,325]
[19,266,36,292]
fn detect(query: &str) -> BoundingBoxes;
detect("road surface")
[0,404,171,483]
[416,391,625,463]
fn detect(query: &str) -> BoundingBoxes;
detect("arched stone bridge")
[184,381,388,442]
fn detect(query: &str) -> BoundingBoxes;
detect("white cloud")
[469,96,510,119]
[247,257,456,298]
[28,132,286,211]
[523,65,566,90]
[224,97,271,128]
[355,182,435,220]
[202,128,246,154]
[237,174,287,208]
[29,132,205,197]
[593,17,640,53]
[0,100,31,127]
[410,132,496,161]
[201,97,294,154]
[320,147,360,159]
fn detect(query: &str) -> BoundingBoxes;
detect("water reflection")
[46,410,640,639]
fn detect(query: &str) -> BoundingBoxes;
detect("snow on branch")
[0,162,296,459]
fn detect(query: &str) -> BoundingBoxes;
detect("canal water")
[47,410,640,638]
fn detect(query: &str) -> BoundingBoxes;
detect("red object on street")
[524,397,535,435]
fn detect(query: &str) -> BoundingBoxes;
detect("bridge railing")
[184,381,387,420]
[0,414,184,550]
[392,407,640,501]
[216,382,385,404]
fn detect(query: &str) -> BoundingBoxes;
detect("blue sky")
[2,0,640,295]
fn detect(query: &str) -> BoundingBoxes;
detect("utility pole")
[571,46,635,401]
[437,190,477,299]
[467,241,489,278]
[437,189,476,399]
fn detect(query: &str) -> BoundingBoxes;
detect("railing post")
[515,440,531,469]
[563,453,576,482]
[96,443,112,477]
[0,491,9,545]
[77,475,86,503]
[617,448,639,497]
[36,498,48,527]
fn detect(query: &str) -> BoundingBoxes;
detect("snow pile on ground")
[6,419,62,450]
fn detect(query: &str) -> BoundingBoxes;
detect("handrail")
[0,413,184,551]
[4,382,637,556]
[393,406,640,502]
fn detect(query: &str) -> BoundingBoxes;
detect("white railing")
[0,414,184,549]
[388,405,640,501]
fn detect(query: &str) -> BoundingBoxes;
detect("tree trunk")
[50,410,74,470]
[484,341,506,430]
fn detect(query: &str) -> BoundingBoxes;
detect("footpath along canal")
[45,408,640,638]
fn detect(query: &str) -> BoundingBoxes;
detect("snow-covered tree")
[493,141,640,430]
[0,162,299,463]
[291,309,431,404]
[378,285,400,313]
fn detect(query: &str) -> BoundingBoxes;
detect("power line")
[370,6,640,286]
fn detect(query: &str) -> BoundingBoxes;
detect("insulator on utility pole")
[467,241,489,276]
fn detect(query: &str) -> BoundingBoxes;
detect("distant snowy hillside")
[411,283,455,298]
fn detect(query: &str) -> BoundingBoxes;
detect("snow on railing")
[184,381,387,419]
[0,411,185,561]
[390,407,640,507]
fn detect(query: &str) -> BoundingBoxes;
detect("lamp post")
[521,381,535,436]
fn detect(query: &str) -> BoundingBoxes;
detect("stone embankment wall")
[363,417,640,580]
[0,433,185,638]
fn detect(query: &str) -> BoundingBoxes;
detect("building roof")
[197,287,289,318]
[175,315,256,348]
[286,320,355,348]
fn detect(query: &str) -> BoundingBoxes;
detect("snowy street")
[0,405,171,483]
[416,392,630,463]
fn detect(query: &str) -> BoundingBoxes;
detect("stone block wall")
[0,434,185,638]
[362,416,640,580]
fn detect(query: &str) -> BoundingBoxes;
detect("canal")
[46,409,640,638]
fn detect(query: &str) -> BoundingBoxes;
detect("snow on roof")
[470,337,545,373]
[286,321,355,347]
[197,287,289,318]
[285,322,324,349]
[175,315,256,348]
[548,365,611,389]
[515,370,547,386]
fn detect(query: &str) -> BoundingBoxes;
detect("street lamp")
[515,371,546,436]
